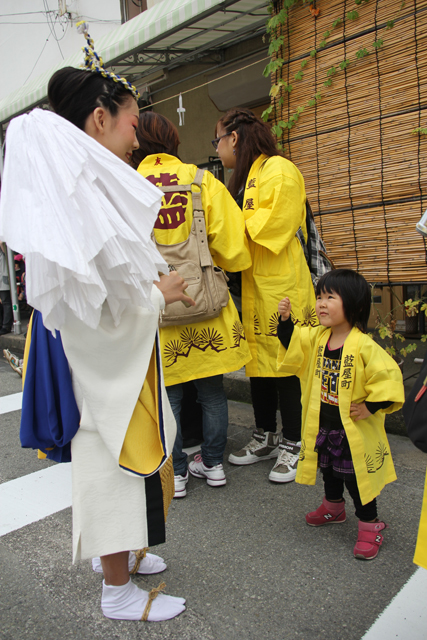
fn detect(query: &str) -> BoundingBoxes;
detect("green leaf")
[315,92,322,100]
[308,99,316,107]
[300,59,308,69]
[386,20,395,29]
[294,70,304,80]
[271,124,283,137]
[323,30,331,39]
[296,105,305,114]
[413,127,427,135]
[356,48,369,59]
[373,38,384,49]
[261,105,273,122]
[319,39,326,48]
[327,66,337,77]
[278,97,284,107]
[324,78,333,87]
[339,58,350,70]
[347,10,359,20]
[332,18,342,28]
[263,58,284,77]
[267,9,287,32]
[268,36,284,55]
[310,49,317,58]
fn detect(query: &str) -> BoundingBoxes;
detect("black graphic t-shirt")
[320,343,342,426]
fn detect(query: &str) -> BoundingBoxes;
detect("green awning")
[0,0,268,125]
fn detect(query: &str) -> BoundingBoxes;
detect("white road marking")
[0,392,23,415]
[361,567,427,639]
[0,463,72,537]
[183,444,201,456]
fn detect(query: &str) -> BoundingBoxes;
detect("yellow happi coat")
[242,154,316,377]
[414,472,427,569]
[277,325,404,505]
[138,154,252,386]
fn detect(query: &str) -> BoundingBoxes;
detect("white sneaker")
[228,429,280,465]
[174,471,189,498]
[188,454,226,487]
[268,440,301,483]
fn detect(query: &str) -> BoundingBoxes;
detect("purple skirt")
[315,425,355,477]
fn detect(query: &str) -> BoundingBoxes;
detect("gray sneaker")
[228,429,281,466]
[268,439,301,483]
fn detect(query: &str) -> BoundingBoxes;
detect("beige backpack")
[153,168,229,327]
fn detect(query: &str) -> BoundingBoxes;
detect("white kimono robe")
[62,286,176,561]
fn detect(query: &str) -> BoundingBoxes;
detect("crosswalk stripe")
[0,391,23,415]
[361,567,427,639]
[0,463,72,537]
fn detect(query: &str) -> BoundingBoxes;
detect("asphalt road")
[1,351,427,640]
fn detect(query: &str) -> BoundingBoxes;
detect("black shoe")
[0,327,11,336]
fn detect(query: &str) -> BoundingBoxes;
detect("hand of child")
[350,402,372,421]
[278,297,291,321]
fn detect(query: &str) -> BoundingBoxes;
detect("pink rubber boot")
[353,520,388,560]
[306,497,346,526]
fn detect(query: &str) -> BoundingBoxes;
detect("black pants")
[250,375,302,442]
[0,290,12,330]
[322,465,378,521]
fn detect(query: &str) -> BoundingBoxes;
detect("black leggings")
[250,376,301,442]
[322,465,378,521]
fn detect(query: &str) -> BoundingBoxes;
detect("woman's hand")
[278,297,291,321]
[350,402,372,421]
[155,271,196,307]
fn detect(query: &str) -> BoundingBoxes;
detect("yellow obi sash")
[22,313,47,460]
[119,344,166,476]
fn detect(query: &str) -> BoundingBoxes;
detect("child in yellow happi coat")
[277,269,404,560]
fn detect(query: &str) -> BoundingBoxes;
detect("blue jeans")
[167,375,228,476]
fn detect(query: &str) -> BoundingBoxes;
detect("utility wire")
[140,55,270,111]
[0,11,55,16]
[42,0,64,57]
[22,37,50,86]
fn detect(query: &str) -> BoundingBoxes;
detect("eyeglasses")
[211,132,231,150]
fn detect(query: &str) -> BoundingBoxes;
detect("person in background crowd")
[133,112,252,498]
[215,108,316,483]
[0,242,13,335]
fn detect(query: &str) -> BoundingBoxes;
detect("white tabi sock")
[92,550,167,575]
[101,578,186,621]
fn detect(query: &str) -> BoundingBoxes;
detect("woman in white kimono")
[0,27,192,622]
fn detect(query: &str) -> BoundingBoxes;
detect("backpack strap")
[191,169,211,268]
[155,168,211,268]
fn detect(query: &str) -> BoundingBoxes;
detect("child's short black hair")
[315,269,371,332]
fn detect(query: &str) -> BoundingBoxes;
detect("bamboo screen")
[271,0,427,284]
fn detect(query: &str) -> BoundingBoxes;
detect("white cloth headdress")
[0,108,167,332]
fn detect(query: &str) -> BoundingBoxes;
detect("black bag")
[402,351,427,453]
[297,200,335,285]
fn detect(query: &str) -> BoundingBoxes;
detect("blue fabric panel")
[20,310,80,463]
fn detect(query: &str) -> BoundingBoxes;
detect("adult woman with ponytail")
[215,108,316,483]
[0,27,190,621]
